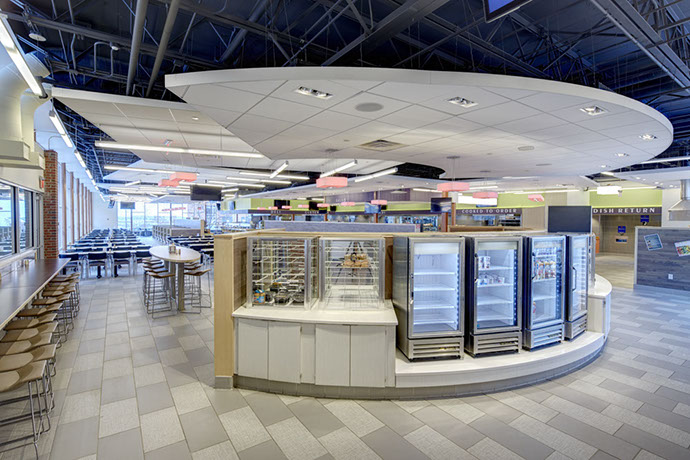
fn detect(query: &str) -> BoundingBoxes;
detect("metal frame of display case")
[465,236,523,356]
[522,235,566,350]
[319,237,385,309]
[393,236,465,360]
[246,236,318,309]
[564,234,589,340]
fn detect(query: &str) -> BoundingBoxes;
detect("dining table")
[149,246,202,312]
[0,258,70,330]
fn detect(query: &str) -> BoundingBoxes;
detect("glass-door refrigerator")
[523,235,566,350]
[393,237,464,360]
[465,236,522,356]
[564,234,589,339]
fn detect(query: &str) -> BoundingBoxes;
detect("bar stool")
[0,361,51,458]
[4,314,58,332]
[145,270,175,318]
[184,267,213,311]
[31,295,71,341]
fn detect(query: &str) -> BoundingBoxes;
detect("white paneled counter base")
[233,302,398,390]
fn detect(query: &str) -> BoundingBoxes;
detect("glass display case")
[393,237,464,360]
[523,236,566,350]
[466,236,523,356]
[565,234,589,339]
[320,237,385,310]
[247,237,318,309]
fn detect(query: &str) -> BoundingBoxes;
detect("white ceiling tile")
[301,111,369,131]
[485,87,537,100]
[219,80,286,95]
[269,80,363,108]
[419,87,510,115]
[421,117,484,135]
[367,82,459,104]
[517,92,590,112]
[117,104,175,121]
[170,110,216,125]
[458,101,541,125]
[184,84,265,112]
[577,111,652,131]
[230,114,294,136]
[523,123,592,141]
[248,97,322,123]
[378,105,452,129]
[78,112,135,128]
[189,106,243,129]
[497,113,569,134]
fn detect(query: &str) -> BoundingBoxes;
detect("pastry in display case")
[319,237,385,310]
[247,236,318,309]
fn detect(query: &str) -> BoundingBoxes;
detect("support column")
[42,150,59,258]
[68,172,74,245]
[60,164,67,251]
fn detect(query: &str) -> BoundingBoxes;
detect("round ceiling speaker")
[355,103,384,112]
[29,32,47,42]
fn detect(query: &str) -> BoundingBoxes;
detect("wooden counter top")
[0,259,70,330]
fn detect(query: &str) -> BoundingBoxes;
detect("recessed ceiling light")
[537,163,552,167]
[28,32,46,42]
[601,164,609,168]
[517,146,535,152]
[639,134,657,141]
[580,106,607,116]
[615,153,629,157]
[191,116,200,121]
[294,86,333,100]
[447,97,478,108]
[164,139,173,146]
[635,176,641,180]
[601,172,616,176]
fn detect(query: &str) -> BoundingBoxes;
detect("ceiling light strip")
[239,171,309,180]
[353,167,398,183]
[95,141,264,159]
[641,156,690,164]
[320,160,358,178]
[0,14,45,97]
[270,161,289,179]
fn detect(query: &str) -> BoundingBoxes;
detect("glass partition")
[0,185,14,257]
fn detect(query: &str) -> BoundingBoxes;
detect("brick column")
[43,150,59,258]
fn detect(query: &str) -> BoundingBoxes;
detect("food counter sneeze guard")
[319,237,385,310]
[247,236,318,309]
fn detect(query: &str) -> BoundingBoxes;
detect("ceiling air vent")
[358,139,405,152]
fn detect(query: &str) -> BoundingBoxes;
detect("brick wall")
[43,150,58,258]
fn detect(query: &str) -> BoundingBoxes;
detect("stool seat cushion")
[0,353,33,372]
[150,272,175,279]
[36,323,58,335]
[16,305,60,318]
[4,313,58,330]
[14,361,47,387]
[0,371,20,392]
[30,344,57,362]
[186,269,211,276]
[0,329,38,343]
[0,341,30,355]
[32,297,62,306]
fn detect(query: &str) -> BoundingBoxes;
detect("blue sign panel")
[618,226,626,233]
[641,215,650,223]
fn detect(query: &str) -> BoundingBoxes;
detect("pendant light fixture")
[437,156,469,192]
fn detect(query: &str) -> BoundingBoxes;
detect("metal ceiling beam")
[322,0,450,66]
[219,0,272,63]
[145,0,181,96]
[3,11,221,68]
[126,0,149,95]
[589,0,690,92]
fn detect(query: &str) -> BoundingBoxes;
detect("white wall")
[662,188,690,228]
[93,197,117,229]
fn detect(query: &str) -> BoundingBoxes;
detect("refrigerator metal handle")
[474,253,479,283]
[572,266,577,291]
[531,252,537,280]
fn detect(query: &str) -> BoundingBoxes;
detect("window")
[0,185,14,257]
[19,189,32,250]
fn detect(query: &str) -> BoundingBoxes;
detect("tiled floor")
[595,253,634,289]
[2,262,690,460]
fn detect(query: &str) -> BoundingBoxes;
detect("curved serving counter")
[216,231,612,399]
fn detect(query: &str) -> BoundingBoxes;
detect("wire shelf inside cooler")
[475,244,519,330]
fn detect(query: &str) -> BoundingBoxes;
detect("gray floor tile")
[179,407,229,453]
[101,373,137,405]
[77,338,105,355]
[97,427,145,460]
[361,426,428,460]
[155,335,181,351]
[132,347,161,367]
[144,440,192,460]
[412,406,485,449]
[547,414,640,460]
[49,416,99,460]
[66,368,102,395]
[137,382,175,415]
[470,414,553,460]
[636,403,690,433]
[185,347,214,367]
[288,398,345,438]
[614,423,690,460]
[589,451,619,460]
[464,395,524,424]
[358,400,424,436]
[244,392,294,427]
[597,379,677,411]
[237,440,288,460]
[204,387,248,415]
[164,362,200,388]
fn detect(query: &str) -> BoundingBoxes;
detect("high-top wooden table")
[0,258,70,330]
[149,246,201,312]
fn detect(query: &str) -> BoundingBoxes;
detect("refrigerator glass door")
[569,236,589,320]
[410,241,461,337]
[475,240,519,331]
[528,238,564,328]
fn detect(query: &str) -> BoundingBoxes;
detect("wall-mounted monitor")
[274,199,289,209]
[330,205,337,212]
[547,205,592,233]
[191,185,222,202]
[120,202,135,210]
[483,0,533,22]
[431,197,452,213]
[364,203,380,214]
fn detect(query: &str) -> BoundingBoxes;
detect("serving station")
[214,230,610,398]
